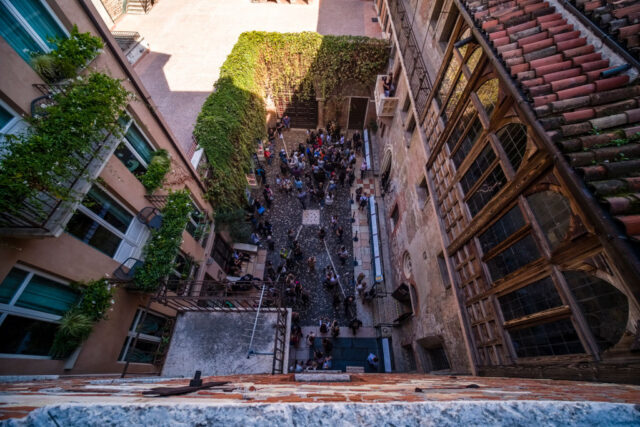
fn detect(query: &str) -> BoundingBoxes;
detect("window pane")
[466,166,507,217]
[460,145,495,194]
[9,0,65,50]
[134,311,167,338]
[0,104,14,130]
[498,277,563,321]
[446,103,475,152]
[452,117,483,168]
[497,123,527,171]
[509,318,584,358]
[564,271,629,352]
[442,73,467,122]
[0,268,28,304]
[477,79,499,117]
[83,187,133,233]
[436,55,461,107]
[16,275,78,315]
[478,205,525,254]
[119,338,159,363]
[66,211,123,257]
[114,143,147,176]
[0,314,58,356]
[486,234,540,281]
[466,47,482,74]
[125,125,153,164]
[0,3,43,61]
[186,203,203,238]
[527,191,571,250]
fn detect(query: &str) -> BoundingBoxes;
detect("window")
[442,72,468,122]
[0,266,79,357]
[509,318,584,358]
[0,0,66,62]
[466,48,482,74]
[420,344,450,371]
[169,252,195,282]
[401,94,411,112]
[498,277,563,321]
[0,100,27,157]
[477,205,525,254]
[564,271,628,352]
[497,123,527,172]
[430,0,444,28]
[119,309,167,363]
[416,176,429,206]
[185,200,206,241]
[485,234,540,281]
[476,79,499,118]
[460,145,496,194]
[464,161,507,217]
[436,55,461,107]
[437,252,451,289]
[438,6,459,49]
[66,185,149,261]
[390,204,400,230]
[527,191,572,250]
[211,234,233,272]
[114,119,155,177]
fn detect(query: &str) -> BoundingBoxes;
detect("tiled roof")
[464,0,640,242]
[567,0,640,61]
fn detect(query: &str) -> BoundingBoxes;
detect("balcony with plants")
[0,26,131,237]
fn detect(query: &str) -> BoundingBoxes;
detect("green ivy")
[195,32,388,209]
[50,278,115,359]
[31,25,103,83]
[132,190,193,292]
[0,72,130,220]
[141,149,171,193]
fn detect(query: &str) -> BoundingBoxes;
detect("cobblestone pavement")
[254,130,358,327]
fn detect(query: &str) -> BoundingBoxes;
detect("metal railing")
[387,0,433,116]
[111,31,141,52]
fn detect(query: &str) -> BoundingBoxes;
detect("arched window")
[564,271,629,352]
[457,27,473,57]
[527,191,571,250]
[476,79,499,118]
[496,123,527,171]
[466,47,482,74]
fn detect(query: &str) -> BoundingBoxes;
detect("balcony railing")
[0,87,118,237]
[375,75,400,117]
[387,0,433,117]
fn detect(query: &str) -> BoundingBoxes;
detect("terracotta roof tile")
[464,0,640,242]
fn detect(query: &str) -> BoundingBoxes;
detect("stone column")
[316,97,325,129]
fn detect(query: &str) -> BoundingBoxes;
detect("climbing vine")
[132,190,193,292]
[141,149,171,193]
[195,31,388,209]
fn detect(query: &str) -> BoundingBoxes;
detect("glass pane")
[527,191,572,250]
[452,117,483,168]
[0,314,58,356]
[457,28,472,57]
[466,166,507,217]
[442,73,468,122]
[16,275,78,315]
[0,104,14,130]
[497,123,527,171]
[9,0,65,50]
[83,187,132,233]
[460,145,496,194]
[66,211,123,257]
[564,271,629,352]
[0,268,28,304]
[186,203,202,238]
[466,48,482,74]
[477,79,499,117]
[486,234,540,281]
[509,318,585,358]
[125,125,153,164]
[446,103,475,152]
[135,312,166,337]
[498,277,563,321]
[119,338,159,363]
[0,2,43,61]
[436,55,461,107]
[478,205,525,254]
[114,143,147,176]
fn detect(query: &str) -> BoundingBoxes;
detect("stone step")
[294,372,350,382]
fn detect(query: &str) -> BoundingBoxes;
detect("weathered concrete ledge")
[294,373,351,382]
[3,401,639,426]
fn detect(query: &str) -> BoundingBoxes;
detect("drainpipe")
[453,0,640,301]
[77,0,207,195]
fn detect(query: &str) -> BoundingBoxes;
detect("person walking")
[360,159,367,179]
[336,226,344,243]
[307,256,316,272]
[338,246,349,265]
[297,189,307,209]
[318,227,326,240]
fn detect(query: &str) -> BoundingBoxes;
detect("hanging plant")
[141,149,171,193]
[0,72,131,221]
[195,31,388,209]
[132,190,193,292]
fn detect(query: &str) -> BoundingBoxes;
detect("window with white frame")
[0,265,79,357]
[185,198,207,242]
[0,100,28,157]
[118,308,167,363]
[114,117,156,177]
[66,185,149,262]
[0,0,67,62]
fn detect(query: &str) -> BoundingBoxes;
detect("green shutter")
[0,268,28,304]
[15,274,79,315]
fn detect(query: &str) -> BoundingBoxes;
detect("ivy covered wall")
[194,31,388,210]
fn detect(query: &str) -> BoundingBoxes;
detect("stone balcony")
[374,75,399,118]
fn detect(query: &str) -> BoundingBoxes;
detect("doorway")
[347,97,369,130]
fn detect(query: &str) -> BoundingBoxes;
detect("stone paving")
[256,129,362,328]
